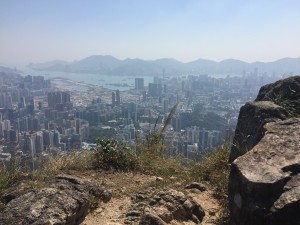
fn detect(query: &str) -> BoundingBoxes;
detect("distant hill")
[0,65,20,73]
[28,55,300,76]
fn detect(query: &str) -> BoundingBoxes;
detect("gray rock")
[126,210,141,217]
[0,175,111,225]
[256,76,300,102]
[126,188,205,224]
[1,181,32,203]
[256,75,300,116]
[185,182,206,192]
[229,101,288,162]
[139,213,167,225]
[229,118,300,225]
[183,199,205,223]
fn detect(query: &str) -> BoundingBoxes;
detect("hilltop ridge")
[28,55,300,76]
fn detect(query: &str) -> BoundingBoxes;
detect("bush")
[191,142,230,194]
[95,138,139,171]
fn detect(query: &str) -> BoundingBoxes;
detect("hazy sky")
[1,0,300,66]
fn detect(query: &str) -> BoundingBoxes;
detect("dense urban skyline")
[1,0,300,66]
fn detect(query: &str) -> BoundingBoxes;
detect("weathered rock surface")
[124,187,205,224]
[256,75,300,116]
[256,76,300,103]
[230,76,300,163]
[229,118,300,225]
[185,182,207,192]
[229,76,300,225]
[0,175,111,225]
[229,101,288,162]
[139,213,168,225]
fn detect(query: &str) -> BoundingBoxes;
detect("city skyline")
[1,0,300,66]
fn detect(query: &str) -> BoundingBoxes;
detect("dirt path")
[82,196,132,225]
[77,170,155,225]
[76,170,222,225]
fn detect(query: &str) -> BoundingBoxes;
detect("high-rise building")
[135,78,144,90]
[43,129,54,147]
[35,131,44,153]
[47,91,71,109]
[171,116,181,132]
[116,89,120,106]
[53,130,60,147]
[128,102,137,122]
[148,83,162,97]
[142,91,147,101]
[112,92,116,107]
[199,129,209,151]
[163,99,169,113]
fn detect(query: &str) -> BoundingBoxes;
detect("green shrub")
[95,138,139,171]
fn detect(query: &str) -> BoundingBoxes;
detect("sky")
[1,0,300,66]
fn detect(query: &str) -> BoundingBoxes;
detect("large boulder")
[229,76,300,225]
[229,118,300,225]
[229,76,300,163]
[0,175,111,225]
[229,101,288,162]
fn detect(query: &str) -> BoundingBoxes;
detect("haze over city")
[1,0,300,66]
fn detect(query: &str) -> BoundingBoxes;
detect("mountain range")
[28,55,300,76]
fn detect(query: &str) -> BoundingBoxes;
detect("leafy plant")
[95,138,139,171]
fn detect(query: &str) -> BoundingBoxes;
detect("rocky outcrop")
[229,101,288,162]
[0,175,111,225]
[255,76,300,102]
[229,76,300,225]
[229,76,300,163]
[124,187,205,224]
[256,76,300,116]
[229,118,300,225]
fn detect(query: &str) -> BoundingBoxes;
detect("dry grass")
[0,140,231,223]
[43,150,96,174]
[191,143,230,194]
[190,143,231,225]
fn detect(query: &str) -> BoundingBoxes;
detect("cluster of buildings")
[0,72,90,158]
[0,67,286,162]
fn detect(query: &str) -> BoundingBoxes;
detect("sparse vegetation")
[44,150,95,174]
[191,142,230,194]
[274,92,300,117]
[0,103,231,224]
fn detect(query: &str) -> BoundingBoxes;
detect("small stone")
[149,199,158,206]
[185,182,206,192]
[139,213,167,225]
[126,210,141,217]
[95,207,103,213]
[156,177,164,182]
[136,194,146,200]
[175,182,181,186]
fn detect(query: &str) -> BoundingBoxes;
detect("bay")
[20,67,154,91]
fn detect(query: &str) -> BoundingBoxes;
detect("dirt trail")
[76,171,222,225]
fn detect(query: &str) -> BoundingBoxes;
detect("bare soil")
[72,170,222,225]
